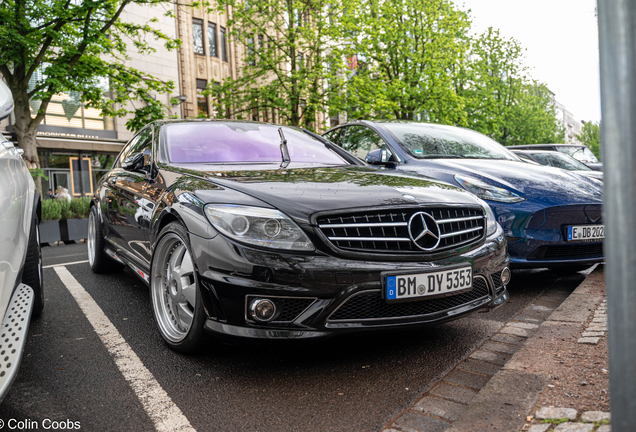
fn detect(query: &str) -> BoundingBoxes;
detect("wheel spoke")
[168,295,183,330]
[181,282,197,307]
[176,302,194,329]
[179,253,194,277]
[167,243,184,278]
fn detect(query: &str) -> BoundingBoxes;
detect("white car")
[0,80,43,402]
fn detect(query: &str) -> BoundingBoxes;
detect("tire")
[87,205,125,273]
[549,265,591,276]
[150,222,206,354]
[22,212,44,318]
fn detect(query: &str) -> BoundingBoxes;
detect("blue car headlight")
[455,175,525,203]
[204,205,315,251]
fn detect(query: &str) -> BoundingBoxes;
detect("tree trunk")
[11,85,40,170]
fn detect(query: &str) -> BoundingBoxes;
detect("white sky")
[454,0,601,122]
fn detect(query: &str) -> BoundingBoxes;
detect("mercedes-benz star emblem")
[408,212,441,251]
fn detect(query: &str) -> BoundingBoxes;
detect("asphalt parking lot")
[0,243,586,432]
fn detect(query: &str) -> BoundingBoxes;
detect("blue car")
[323,121,604,271]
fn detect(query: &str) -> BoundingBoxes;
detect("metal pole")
[597,0,636,430]
[78,151,84,198]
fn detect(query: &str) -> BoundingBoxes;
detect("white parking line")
[43,259,89,269]
[54,266,196,432]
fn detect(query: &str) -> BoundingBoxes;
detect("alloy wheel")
[87,211,96,266]
[151,233,197,343]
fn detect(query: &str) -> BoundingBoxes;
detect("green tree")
[576,121,601,160]
[335,0,471,123]
[208,0,349,129]
[458,28,563,145]
[0,0,179,169]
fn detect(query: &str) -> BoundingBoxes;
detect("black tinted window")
[116,128,152,168]
[340,125,394,161]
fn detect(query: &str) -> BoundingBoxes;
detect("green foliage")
[0,0,179,167]
[329,7,564,145]
[576,121,601,160]
[41,197,90,221]
[208,0,351,129]
[459,28,564,145]
[334,0,471,124]
[69,197,91,219]
[541,418,569,425]
[29,168,50,181]
[42,199,62,221]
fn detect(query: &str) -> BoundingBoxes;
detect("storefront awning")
[36,135,127,154]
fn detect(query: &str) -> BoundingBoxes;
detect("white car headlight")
[455,175,525,203]
[204,205,314,251]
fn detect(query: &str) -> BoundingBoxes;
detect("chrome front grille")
[317,207,486,254]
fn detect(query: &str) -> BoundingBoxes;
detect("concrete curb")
[445,265,605,432]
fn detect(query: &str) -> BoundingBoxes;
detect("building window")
[247,35,255,66]
[258,35,265,61]
[193,19,204,55]
[220,26,228,62]
[208,23,218,57]
[196,79,209,117]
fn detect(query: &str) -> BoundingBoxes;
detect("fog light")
[501,267,511,285]
[249,299,277,322]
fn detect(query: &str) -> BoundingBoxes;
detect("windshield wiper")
[278,127,290,168]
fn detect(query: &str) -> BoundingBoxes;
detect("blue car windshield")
[382,123,518,161]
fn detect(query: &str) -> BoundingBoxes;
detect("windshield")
[532,152,592,171]
[382,123,518,161]
[164,122,348,165]
[556,146,599,163]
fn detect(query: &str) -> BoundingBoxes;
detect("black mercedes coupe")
[88,120,510,353]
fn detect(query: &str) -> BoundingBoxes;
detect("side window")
[115,128,153,169]
[130,128,153,168]
[340,125,396,162]
[323,128,342,144]
[114,136,140,169]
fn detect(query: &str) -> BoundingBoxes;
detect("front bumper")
[496,203,604,268]
[190,226,510,340]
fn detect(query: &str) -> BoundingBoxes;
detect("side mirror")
[365,149,382,164]
[122,153,145,172]
[365,148,398,169]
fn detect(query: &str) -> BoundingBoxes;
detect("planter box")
[60,218,89,243]
[40,220,61,244]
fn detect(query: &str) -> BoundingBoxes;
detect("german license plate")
[567,225,604,241]
[384,266,472,303]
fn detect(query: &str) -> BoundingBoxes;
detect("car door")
[337,125,399,165]
[101,127,154,268]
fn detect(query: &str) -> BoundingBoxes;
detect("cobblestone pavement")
[382,264,608,432]
[382,276,579,432]
[522,298,610,432]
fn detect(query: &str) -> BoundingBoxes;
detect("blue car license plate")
[384,266,472,303]
[567,224,604,241]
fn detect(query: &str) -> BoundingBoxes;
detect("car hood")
[402,158,603,205]
[184,165,485,222]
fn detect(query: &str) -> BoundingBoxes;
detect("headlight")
[455,175,525,203]
[477,199,499,236]
[204,205,314,251]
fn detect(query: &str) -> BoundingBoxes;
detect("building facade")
[174,2,239,119]
[0,4,181,197]
[555,101,584,145]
